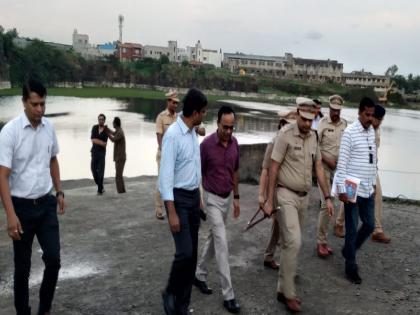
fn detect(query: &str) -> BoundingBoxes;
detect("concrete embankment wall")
[238,143,267,184]
[52,81,296,102]
[0,81,11,89]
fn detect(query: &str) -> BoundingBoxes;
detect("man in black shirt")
[91,113,108,194]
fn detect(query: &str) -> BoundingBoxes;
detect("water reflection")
[1,96,420,200]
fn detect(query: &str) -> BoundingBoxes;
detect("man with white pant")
[194,105,241,314]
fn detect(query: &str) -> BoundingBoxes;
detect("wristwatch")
[234,194,240,199]
[56,191,65,198]
[324,195,331,200]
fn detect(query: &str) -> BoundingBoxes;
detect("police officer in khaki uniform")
[264,97,334,313]
[155,90,179,219]
[259,112,296,270]
[316,95,347,257]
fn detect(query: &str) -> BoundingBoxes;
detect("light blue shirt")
[159,115,201,201]
[0,113,59,199]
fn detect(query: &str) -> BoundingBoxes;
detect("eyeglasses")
[222,125,235,131]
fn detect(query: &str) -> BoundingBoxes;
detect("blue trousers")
[343,195,375,270]
[165,188,200,314]
[12,195,61,315]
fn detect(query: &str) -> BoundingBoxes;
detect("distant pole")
[118,14,124,60]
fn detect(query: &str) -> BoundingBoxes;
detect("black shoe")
[223,299,240,313]
[193,277,213,295]
[346,268,362,284]
[162,290,177,315]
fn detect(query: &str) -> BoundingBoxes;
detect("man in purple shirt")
[194,105,241,314]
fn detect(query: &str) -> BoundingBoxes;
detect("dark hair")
[313,99,322,106]
[22,79,47,101]
[374,104,386,119]
[359,97,375,112]
[217,105,235,123]
[98,113,106,120]
[113,117,121,127]
[278,119,289,130]
[182,88,208,117]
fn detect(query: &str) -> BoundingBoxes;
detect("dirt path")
[0,176,419,314]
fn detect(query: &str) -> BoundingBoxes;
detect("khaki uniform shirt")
[271,123,321,193]
[317,116,347,170]
[113,128,126,161]
[156,109,177,135]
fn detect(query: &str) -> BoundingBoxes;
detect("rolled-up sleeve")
[336,130,351,193]
[159,132,177,201]
[0,126,14,169]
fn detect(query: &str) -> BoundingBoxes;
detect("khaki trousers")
[276,187,309,299]
[264,197,280,262]
[316,166,333,245]
[155,150,163,215]
[196,190,235,300]
[335,175,383,232]
[115,159,126,193]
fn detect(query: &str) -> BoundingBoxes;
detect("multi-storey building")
[343,70,390,92]
[117,42,143,61]
[223,52,343,82]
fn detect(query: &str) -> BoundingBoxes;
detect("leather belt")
[210,191,231,199]
[276,184,308,197]
[12,194,51,205]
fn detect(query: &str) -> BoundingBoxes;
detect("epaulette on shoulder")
[280,123,294,134]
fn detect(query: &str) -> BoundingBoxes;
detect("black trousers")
[166,188,201,314]
[91,154,105,193]
[12,195,61,315]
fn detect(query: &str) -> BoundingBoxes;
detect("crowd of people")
[0,79,390,314]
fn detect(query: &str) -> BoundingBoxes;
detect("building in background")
[143,41,178,62]
[223,52,343,83]
[98,43,117,57]
[117,42,143,61]
[343,70,390,92]
[72,29,100,59]
[186,40,222,68]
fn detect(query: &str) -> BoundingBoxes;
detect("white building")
[186,40,222,68]
[143,41,178,62]
[72,29,100,59]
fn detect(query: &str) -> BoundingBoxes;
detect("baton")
[244,207,277,231]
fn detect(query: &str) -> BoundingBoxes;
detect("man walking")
[371,104,390,243]
[155,90,180,219]
[336,97,377,284]
[0,79,65,315]
[90,113,108,194]
[263,97,334,312]
[315,95,347,258]
[159,88,208,315]
[107,117,126,193]
[194,106,241,314]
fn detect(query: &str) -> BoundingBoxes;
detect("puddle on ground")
[0,262,105,296]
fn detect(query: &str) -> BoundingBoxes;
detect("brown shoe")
[372,232,391,243]
[264,260,279,270]
[317,244,330,258]
[334,224,345,238]
[286,298,302,312]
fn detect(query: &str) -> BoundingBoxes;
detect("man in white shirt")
[0,79,65,315]
[335,97,377,284]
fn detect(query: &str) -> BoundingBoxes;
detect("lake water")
[1,96,420,200]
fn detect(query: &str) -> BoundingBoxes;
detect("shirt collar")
[20,112,46,129]
[292,122,310,139]
[356,119,370,133]
[212,131,233,145]
[165,109,176,117]
[177,115,192,135]
[326,114,344,125]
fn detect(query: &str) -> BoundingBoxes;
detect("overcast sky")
[1,0,419,75]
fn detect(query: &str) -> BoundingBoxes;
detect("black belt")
[173,188,199,195]
[12,194,51,205]
[276,184,308,197]
[209,191,231,199]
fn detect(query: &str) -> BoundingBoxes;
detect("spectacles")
[222,125,235,131]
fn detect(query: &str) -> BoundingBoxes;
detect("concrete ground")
[0,176,419,315]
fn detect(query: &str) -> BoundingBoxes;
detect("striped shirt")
[336,119,377,198]
[158,115,201,201]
